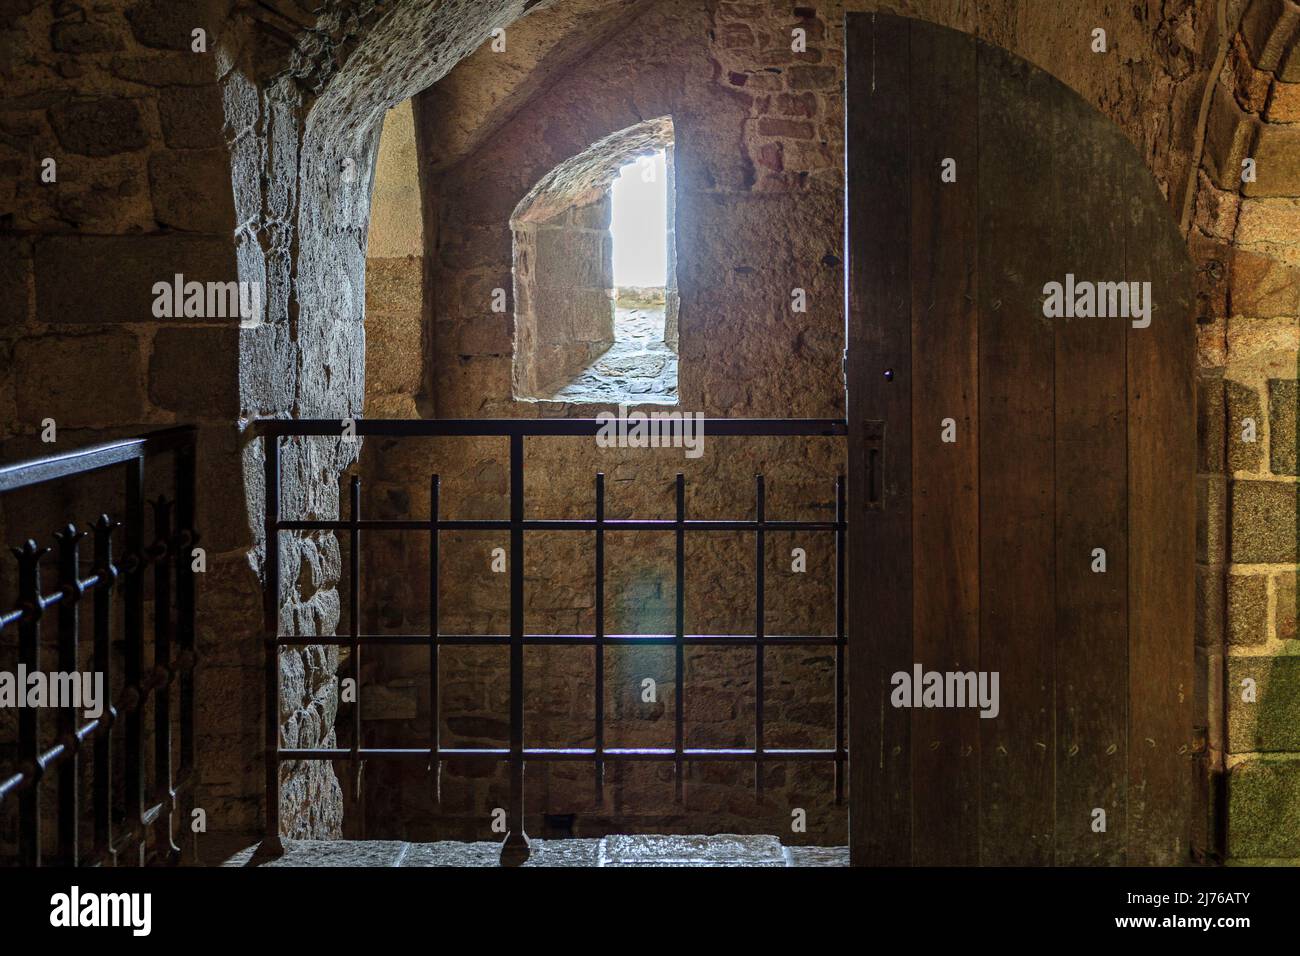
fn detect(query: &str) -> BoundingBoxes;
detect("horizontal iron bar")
[272,633,842,647]
[276,518,844,532]
[254,418,848,439]
[0,426,196,494]
[277,747,843,762]
[0,552,170,630]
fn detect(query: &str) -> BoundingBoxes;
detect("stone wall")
[1191,0,1300,863]
[512,196,614,399]
[365,99,423,420]
[0,0,547,855]
[0,0,263,853]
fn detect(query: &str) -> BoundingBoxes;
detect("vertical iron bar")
[350,475,362,802]
[152,496,178,862]
[594,472,605,802]
[175,441,196,804]
[262,437,283,854]
[14,541,45,867]
[124,457,146,864]
[91,515,116,863]
[674,473,685,803]
[834,474,846,806]
[755,475,765,800]
[55,524,83,865]
[501,434,530,864]
[429,474,441,802]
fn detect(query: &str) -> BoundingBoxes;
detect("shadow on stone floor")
[222,834,849,867]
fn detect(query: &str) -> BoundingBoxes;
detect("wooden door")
[845,13,1196,866]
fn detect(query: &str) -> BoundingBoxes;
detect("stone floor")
[223,834,849,867]
[548,305,678,404]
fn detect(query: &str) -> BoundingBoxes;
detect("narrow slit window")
[511,117,678,405]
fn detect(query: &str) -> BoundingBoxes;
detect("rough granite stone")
[1269,379,1297,476]
[1228,656,1300,752]
[1230,481,1299,564]
[1226,380,1263,472]
[1228,573,1269,647]
[1228,759,1300,859]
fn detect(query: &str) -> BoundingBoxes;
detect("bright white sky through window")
[610,150,667,288]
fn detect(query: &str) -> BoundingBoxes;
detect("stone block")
[1198,372,1226,474]
[364,256,422,315]
[1240,0,1300,74]
[1243,120,1300,196]
[110,53,218,87]
[1192,175,1242,241]
[193,422,256,553]
[158,84,226,149]
[1227,572,1269,646]
[1226,380,1263,471]
[1227,758,1300,858]
[48,97,147,156]
[149,148,237,233]
[148,325,239,416]
[535,226,609,290]
[1267,78,1300,121]
[1231,34,1274,112]
[1208,83,1262,194]
[757,117,815,138]
[13,329,143,428]
[443,312,511,357]
[1236,197,1300,251]
[362,681,419,721]
[772,92,818,117]
[1277,572,1298,641]
[126,0,232,51]
[51,20,123,54]
[1198,566,1225,647]
[1197,475,1226,564]
[0,234,32,326]
[365,306,423,396]
[785,65,837,91]
[34,233,239,325]
[1269,379,1297,475]
[1226,315,1300,364]
[1231,247,1300,317]
[1229,480,1298,563]
[439,224,511,270]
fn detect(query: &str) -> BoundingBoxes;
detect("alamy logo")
[595,405,705,459]
[0,667,104,719]
[151,273,262,323]
[1042,274,1152,328]
[890,663,1000,718]
[50,886,151,936]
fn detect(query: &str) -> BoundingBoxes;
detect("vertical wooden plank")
[908,20,980,867]
[1051,91,1129,865]
[976,43,1056,866]
[1126,159,1197,866]
[845,11,913,866]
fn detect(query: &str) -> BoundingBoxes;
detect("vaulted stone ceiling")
[416,0,659,174]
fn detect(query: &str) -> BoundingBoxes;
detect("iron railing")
[0,426,198,866]
[257,418,848,864]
